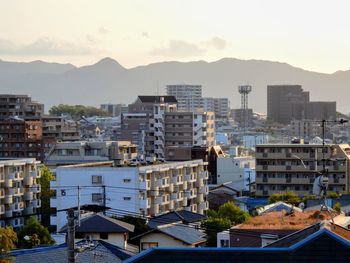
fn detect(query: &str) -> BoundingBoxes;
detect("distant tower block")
[238,85,252,132]
[238,85,252,110]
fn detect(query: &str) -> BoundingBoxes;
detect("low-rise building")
[44,140,137,167]
[0,158,41,228]
[50,160,209,231]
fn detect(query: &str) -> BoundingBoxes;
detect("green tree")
[39,166,55,227]
[202,218,231,247]
[327,192,340,199]
[203,202,249,247]
[0,226,17,263]
[49,104,108,119]
[18,217,54,248]
[333,202,342,214]
[268,192,301,206]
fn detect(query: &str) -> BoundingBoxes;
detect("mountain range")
[0,57,349,114]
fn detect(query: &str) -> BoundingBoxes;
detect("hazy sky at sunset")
[1,0,350,73]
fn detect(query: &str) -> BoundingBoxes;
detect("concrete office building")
[42,115,80,142]
[44,140,137,168]
[50,159,209,230]
[0,158,41,229]
[166,84,203,112]
[255,143,350,197]
[267,85,336,124]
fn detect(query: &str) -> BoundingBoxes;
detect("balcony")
[140,181,151,190]
[196,178,204,188]
[24,206,34,215]
[168,183,174,192]
[5,210,13,217]
[5,179,13,188]
[182,181,188,190]
[140,198,151,209]
[0,205,4,215]
[182,197,188,207]
[30,170,41,178]
[0,189,4,198]
[199,186,209,195]
[169,200,174,210]
[150,187,159,196]
[13,172,23,181]
[0,175,4,183]
[151,204,160,215]
[32,184,41,193]
[24,191,34,201]
[13,188,24,196]
[13,202,24,212]
[32,199,41,208]
[199,171,209,180]
[154,196,163,205]
[24,176,33,186]
[197,193,204,203]
[5,195,13,204]
[198,201,208,211]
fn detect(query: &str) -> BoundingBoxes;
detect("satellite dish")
[312,175,329,197]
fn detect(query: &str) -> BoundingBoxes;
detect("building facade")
[267,85,336,124]
[44,140,137,167]
[50,160,209,230]
[255,143,350,197]
[100,104,128,117]
[166,84,203,112]
[0,158,41,228]
[0,95,43,120]
[203,97,229,120]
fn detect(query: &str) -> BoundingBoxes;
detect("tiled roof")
[60,214,134,233]
[157,224,207,245]
[11,240,134,263]
[147,210,207,228]
[256,201,302,215]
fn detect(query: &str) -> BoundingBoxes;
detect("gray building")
[267,85,336,124]
[203,97,229,119]
[166,84,203,112]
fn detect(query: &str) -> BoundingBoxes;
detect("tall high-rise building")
[166,84,203,112]
[267,85,336,124]
[203,97,229,119]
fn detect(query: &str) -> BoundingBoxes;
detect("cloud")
[98,26,110,34]
[150,40,206,58]
[0,37,98,56]
[203,37,227,50]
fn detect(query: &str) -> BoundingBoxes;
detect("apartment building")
[203,97,229,120]
[42,115,80,141]
[0,158,41,228]
[289,120,322,140]
[0,117,43,160]
[44,140,137,167]
[166,84,203,112]
[255,143,350,197]
[50,159,209,230]
[0,94,43,120]
[100,103,128,117]
[164,111,215,148]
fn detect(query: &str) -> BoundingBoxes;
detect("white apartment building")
[50,160,209,231]
[216,156,255,191]
[0,158,41,228]
[166,84,203,112]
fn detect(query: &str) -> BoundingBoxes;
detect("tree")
[268,192,301,206]
[203,202,250,247]
[0,226,17,263]
[202,218,231,247]
[18,217,55,248]
[327,192,340,199]
[333,202,342,214]
[49,104,108,119]
[39,166,55,227]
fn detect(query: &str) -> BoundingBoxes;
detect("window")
[92,193,102,203]
[220,239,229,248]
[141,242,158,251]
[91,175,103,184]
[123,197,131,201]
[100,233,108,239]
[123,179,131,183]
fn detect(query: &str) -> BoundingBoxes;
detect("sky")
[1,0,350,73]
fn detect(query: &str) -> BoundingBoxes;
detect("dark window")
[75,232,84,238]
[100,233,108,239]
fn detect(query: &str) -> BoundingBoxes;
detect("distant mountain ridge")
[0,57,349,113]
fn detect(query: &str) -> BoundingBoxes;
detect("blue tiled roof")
[157,224,206,245]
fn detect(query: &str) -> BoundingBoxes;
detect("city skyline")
[1,0,350,73]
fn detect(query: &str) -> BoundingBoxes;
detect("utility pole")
[102,185,106,215]
[77,185,81,227]
[246,170,252,196]
[67,209,75,263]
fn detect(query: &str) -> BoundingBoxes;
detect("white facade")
[216,156,255,191]
[217,230,230,248]
[166,84,203,112]
[0,158,41,228]
[50,160,209,231]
